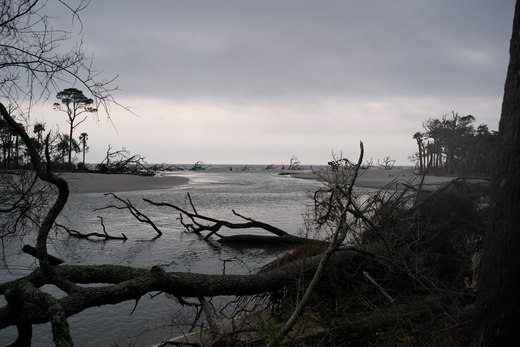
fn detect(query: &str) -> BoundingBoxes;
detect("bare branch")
[271,141,365,345]
[97,193,162,238]
[143,197,313,246]
[55,221,127,241]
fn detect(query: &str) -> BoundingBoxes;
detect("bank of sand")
[58,169,462,195]
[288,169,457,189]
[58,172,190,194]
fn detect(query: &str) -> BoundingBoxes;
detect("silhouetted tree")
[79,132,88,167]
[0,115,24,168]
[413,131,425,173]
[33,122,45,145]
[412,112,497,175]
[53,88,97,164]
[377,156,396,170]
[0,118,13,167]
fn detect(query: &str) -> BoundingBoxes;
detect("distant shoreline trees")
[411,112,497,176]
[1,88,97,171]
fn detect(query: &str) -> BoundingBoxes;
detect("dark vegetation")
[411,112,497,176]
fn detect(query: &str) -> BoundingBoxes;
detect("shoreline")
[287,169,458,189]
[58,172,190,194]
[57,169,482,195]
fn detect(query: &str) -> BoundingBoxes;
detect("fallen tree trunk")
[0,250,354,330]
[219,234,321,246]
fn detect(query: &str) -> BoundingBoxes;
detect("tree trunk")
[82,143,86,166]
[68,127,73,165]
[416,137,424,174]
[474,1,520,345]
[14,135,19,167]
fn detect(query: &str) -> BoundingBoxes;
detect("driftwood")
[142,194,316,246]
[97,193,163,239]
[22,245,64,266]
[97,145,150,175]
[55,218,127,241]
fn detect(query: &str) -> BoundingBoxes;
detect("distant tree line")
[0,87,155,175]
[411,112,497,176]
[0,88,94,171]
[0,123,86,171]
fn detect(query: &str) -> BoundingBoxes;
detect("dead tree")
[97,145,150,175]
[377,156,396,170]
[287,156,302,170]
[55,217,128,241]
[270,142,364,345]
[142,193,315,246]
[189,160,207,171]
[96,193,163,239]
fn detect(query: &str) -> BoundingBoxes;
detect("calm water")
[0,168,323,346]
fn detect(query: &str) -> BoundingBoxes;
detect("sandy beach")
[58,172,190,194]
[354,169,456,189]
[288,169,458,190]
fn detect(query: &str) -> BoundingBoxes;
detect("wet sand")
[58,172,190,194]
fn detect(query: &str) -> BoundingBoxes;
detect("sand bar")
[288,169,459,190]
[58,172,190,194]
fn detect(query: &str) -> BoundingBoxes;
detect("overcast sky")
[37,0,515,166]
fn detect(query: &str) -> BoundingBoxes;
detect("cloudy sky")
[37,0,515,166]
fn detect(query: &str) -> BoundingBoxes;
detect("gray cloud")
[77,0,513,103]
